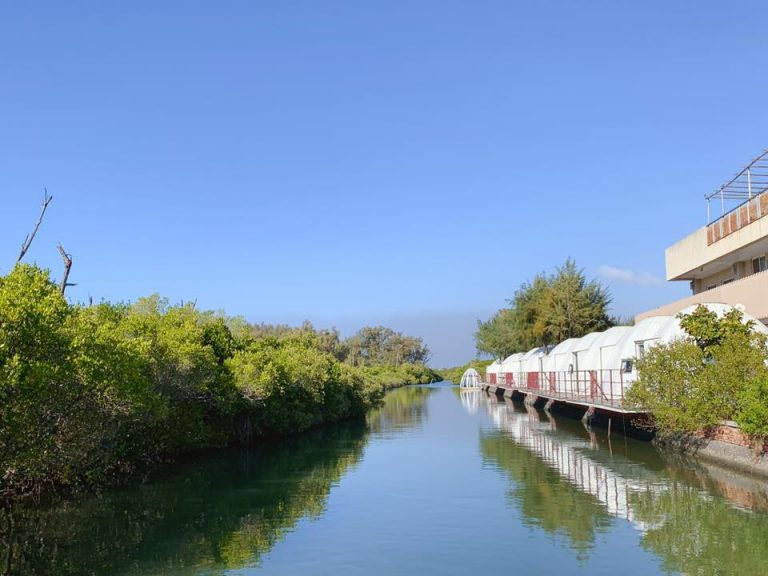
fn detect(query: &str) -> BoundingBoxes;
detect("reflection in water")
[7,386,768,575]
[367,385,436,435]
[457,389,482,415]
[1,423,368,576]
[0,385,435,576]
[469,392,768,574]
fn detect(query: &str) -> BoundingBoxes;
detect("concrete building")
[638,150,768,324]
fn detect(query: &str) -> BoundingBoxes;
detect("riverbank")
[0,264,440,505]
[655,422,768,479]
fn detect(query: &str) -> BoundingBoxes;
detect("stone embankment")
[660,422,768,478]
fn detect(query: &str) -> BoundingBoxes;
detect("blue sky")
[2,1,767,366]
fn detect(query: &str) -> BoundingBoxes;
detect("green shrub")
[227,334,378,436]
[626,340,710,434]
[627,305,768,437]
[737,374,768,439]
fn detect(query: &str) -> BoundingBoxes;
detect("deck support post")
[581,406,596,425]
[544,398,554,411]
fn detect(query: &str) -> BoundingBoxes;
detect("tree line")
[475,259,614,359]
[0,196,438,502]
[250,322,430,367]
[0,265,438,503]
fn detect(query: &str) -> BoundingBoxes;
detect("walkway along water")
[483,303,768,426]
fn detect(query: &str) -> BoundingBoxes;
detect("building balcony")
[665,206,768,284]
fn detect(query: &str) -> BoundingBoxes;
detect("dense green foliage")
[437,359,494,385]
[737,375,768,439]
[475,259,613,358]
[343,325,430,366]
[627,305,768,437]
[0,265,437,502]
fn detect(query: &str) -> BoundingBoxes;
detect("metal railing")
[706,149,768,226]
[493,369,628,408]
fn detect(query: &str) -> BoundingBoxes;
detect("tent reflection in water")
[459,367,483,388]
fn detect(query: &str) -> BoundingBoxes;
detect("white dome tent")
[544,338,580,373]
[501,352,525,387]
[520,346,550,390]
[459,368,483,388]
[483,303,768,408]
[485,359,502,385]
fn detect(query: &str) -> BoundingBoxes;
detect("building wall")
[698,267,737,290]
[694,251,768,293]
[636,270,768,324]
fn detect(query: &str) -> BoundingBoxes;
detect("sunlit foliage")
[0,265,437,502]
[627,305,768,437]
[475,259,613,358]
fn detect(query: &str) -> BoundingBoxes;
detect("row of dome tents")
[485,303,768,405]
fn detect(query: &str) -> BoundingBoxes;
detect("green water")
[4,384,768,575]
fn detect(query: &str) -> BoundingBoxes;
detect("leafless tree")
[17,190,53,263]
[57,244,74,295]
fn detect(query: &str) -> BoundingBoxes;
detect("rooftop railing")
[706,149,768,226]
[703,150,768,244]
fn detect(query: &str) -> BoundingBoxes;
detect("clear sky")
[2,1,767,367]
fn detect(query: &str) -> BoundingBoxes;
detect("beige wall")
[637,270,768,324]
[695,253,768,293]
[698,267,736,290]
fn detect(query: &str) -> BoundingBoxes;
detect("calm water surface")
[5,384,768,575]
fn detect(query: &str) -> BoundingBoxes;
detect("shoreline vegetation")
[467,259,768,467]
[437,359,493,386]
[627,305,768,454]
[0,264,440,504]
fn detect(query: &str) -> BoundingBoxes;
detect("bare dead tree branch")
[17,190,53,263]
[57,243,73,295]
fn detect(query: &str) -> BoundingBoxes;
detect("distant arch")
[459,368,483,388]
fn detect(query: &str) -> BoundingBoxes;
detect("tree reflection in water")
[367,385,436,435]
[474,393,768,573]
[0,422,368,575]
[0,385,439,575]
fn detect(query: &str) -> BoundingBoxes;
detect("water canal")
[5,384,768,575]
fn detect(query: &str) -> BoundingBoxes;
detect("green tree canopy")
[475,259,613,357]
[344,326,430,367]
[0,264,434,503]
